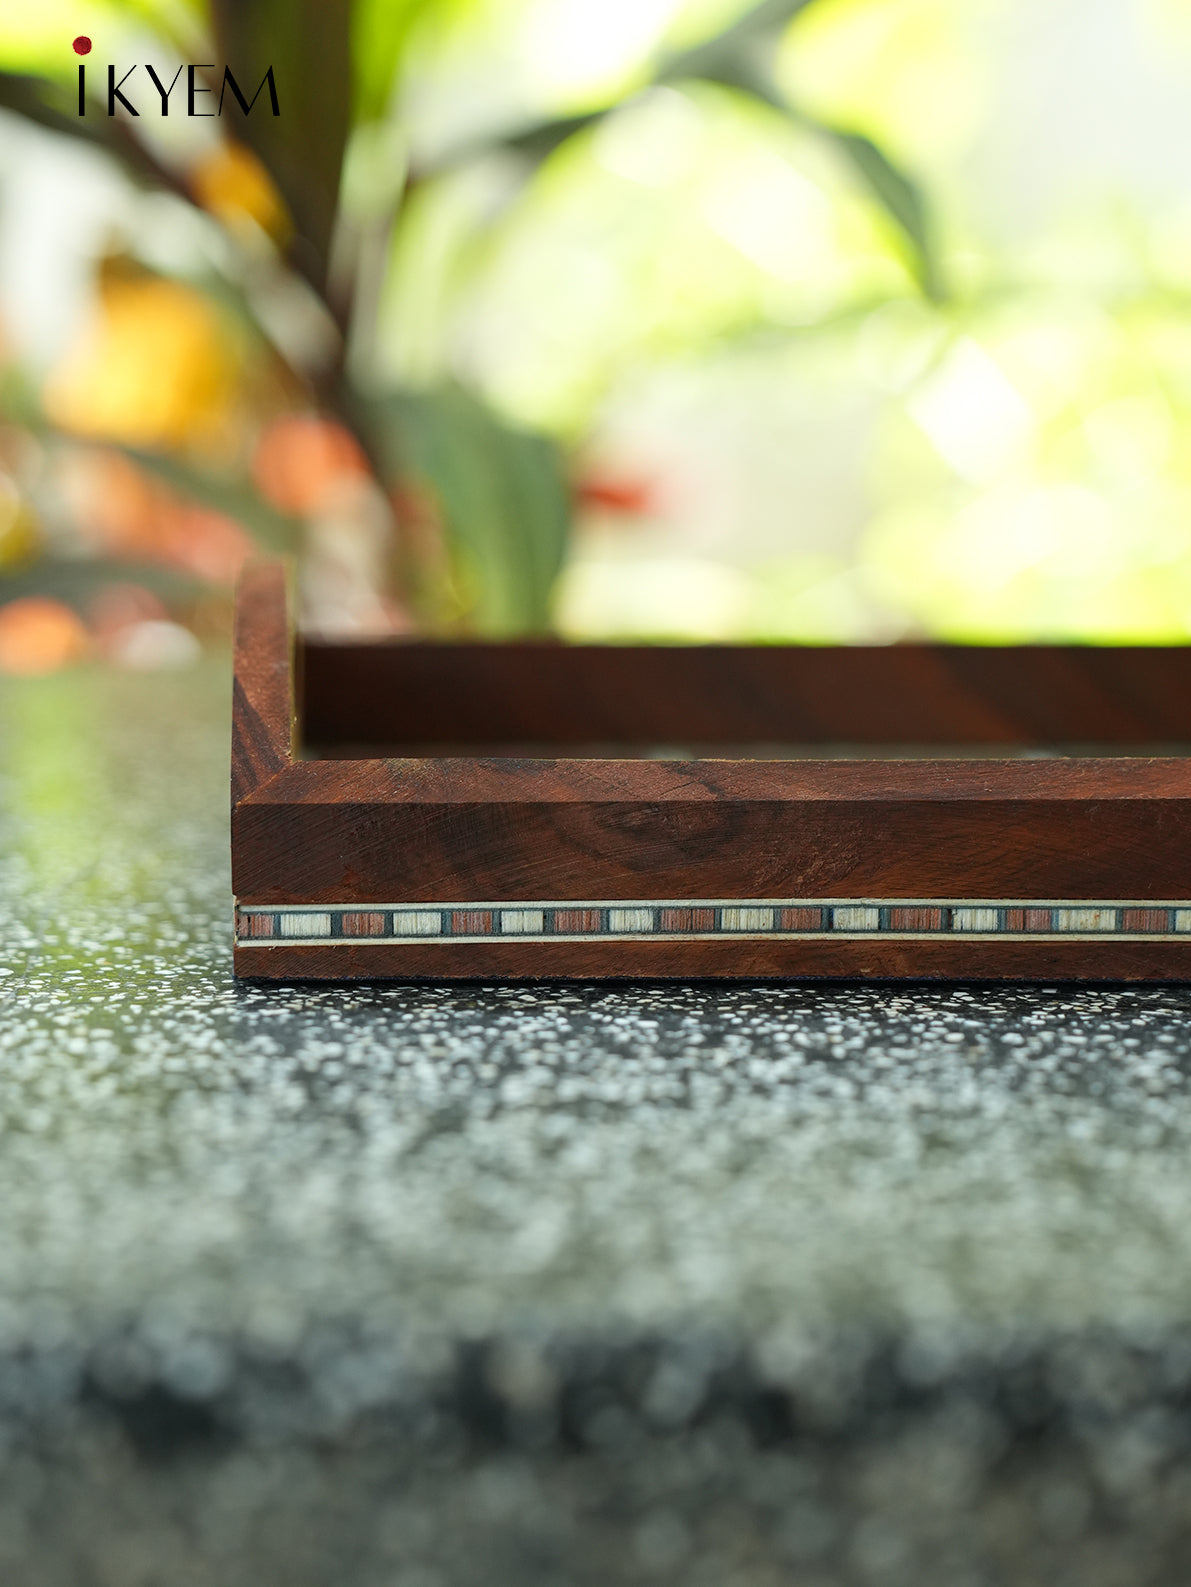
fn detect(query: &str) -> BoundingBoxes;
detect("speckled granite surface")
[4,661,1191,1586]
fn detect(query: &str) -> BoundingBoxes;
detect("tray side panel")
[231,560,295,807]
[233,936,1191,982]
[231,786,1191,903]
[301,641,1191,749]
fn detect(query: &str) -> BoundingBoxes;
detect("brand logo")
[72,36,280,118]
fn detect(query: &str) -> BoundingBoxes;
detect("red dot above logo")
[72,36,92,56]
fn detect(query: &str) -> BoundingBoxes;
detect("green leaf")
[407,0,943,303]
[359,385,571,634]
[411,2,816,181]
[0,69,193,203]
[0,559,207,609]
[497,110,606,169]
[826,128,942,301]
[14,413,304,556]
[658,9,945,303]
[352,0,465,126]
[116,446,304,553]
[11,381,305,557]
[661,0,821,84]
[209,0,353,294]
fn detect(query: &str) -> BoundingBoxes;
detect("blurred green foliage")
[0,0,937,635]
[5,0,1191,645]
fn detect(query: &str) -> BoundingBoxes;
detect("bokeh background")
[3,0,1191,674]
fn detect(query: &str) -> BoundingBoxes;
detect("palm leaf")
[412,0,943,302]
[209,0,353,297]
[359,385,570,634]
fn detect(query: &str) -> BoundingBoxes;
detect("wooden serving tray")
[232,561,1191,981]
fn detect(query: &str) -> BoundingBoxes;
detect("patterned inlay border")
[235,900,1191,945]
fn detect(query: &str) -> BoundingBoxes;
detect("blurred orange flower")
[0,598,88,675]
[253,414,368,514]
[191,142,292,245]
[44,269,240,449]
[63,450,252,585]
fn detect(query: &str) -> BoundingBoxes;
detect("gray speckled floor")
[4,661,1191,1586]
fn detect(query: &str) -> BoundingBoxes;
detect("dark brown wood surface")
[302,638,1191,750]
[231,561,1191,980]
[231,561,295,806]
[234,937,1191,982]
[233,753,1191,904]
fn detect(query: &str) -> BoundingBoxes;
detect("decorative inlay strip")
[235,899,1191,945]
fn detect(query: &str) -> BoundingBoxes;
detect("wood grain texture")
[234,936,1191,982]
[231,560,295,806]
[302,639,1191,749]
[232,754,1191,904]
